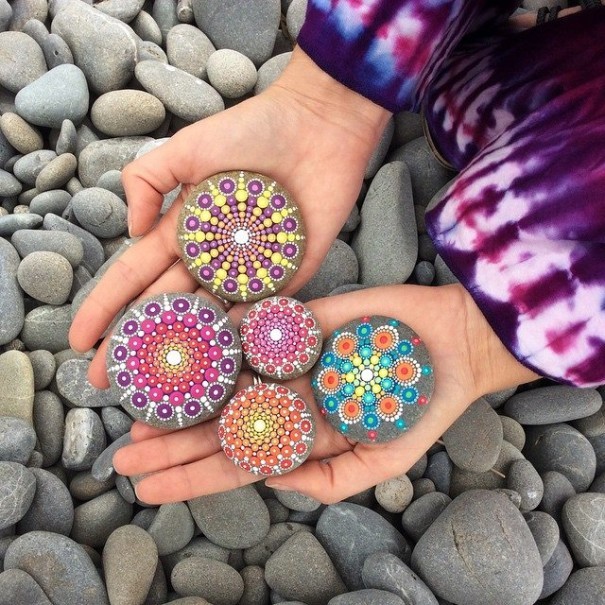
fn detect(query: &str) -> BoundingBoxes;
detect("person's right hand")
[69,47,392,388]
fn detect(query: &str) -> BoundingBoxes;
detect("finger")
[131,421,177,442]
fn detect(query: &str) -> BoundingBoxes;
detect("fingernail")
[266,483,294,492]
[127,215,134,238]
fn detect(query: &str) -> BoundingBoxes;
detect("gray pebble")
[21,304,72,353]
[539,471,576,524]
[103,524,159,605]
[0,417,36,464]
[135,60,224,123]
[274,490,321,512]
[188,485,270,549]
[40,33,74,69]
[417,233,437,262]
[131,9,162,44]
[35,153,77,192]
[166,24,215,79]
[15,65,88,129]
[424,451,453,495]
[506,459,543,512]
[414,260,435,285]
[0,0,11,32]
[27,449,44,468]
[56,120,77,156]
[412,478,436,499]
[523,510,560,565]
[96,171,126,200]
[207,49,257,98]
[484,385,517,409]
[0,462,36,530]
[243,522,313,567]
[286,0,307,40]
[91,432,131,482]
[562,492,605,566]
[114,474,136,504]
[254,52,291,94]
[401,492,452,543]
[0,240,24,345]
[74,122,98,159]
[365,117,394,180]
[21,19,49,45]
[433,255,458,286]
[148,502,195,556]
[94,0,145,22]
[166,598,212,605]
[32,391,64,466]
[152,0,179,42]
[69,264,93,300]
[71,489,133,548]
[393,111,429,146]
[17,251,73,305]
[11,228,83,267]
[500,415,526,451]
[352,161,417,286]
[240,565,270,605]
[13,204,30,213]
[265,498,290,524]
[62,407,106,471]
[540,539,574,600]
[13,150,57,186]
[0,130,16,167]
[8,0,47,31]
[375,474,413,513]
[56,358,117,407]
[101,406,133,440]
[0,568,53,605]
[550,566,605,605]
[0,351,34,423]
[0,32,46,93]
[4,531,109,605]
[265,532,346,605]
[0,112,43,154]
[295,239,358,302]
[0,212,43,236]
[71,187,128,238]
[0,169,22,196]
[138,39,169,63]
[162,537,230,577]
[69,471,115,502]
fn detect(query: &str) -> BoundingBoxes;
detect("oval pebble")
[13,150,57,186]
[0,462,36,530]
[274,490,321,512]
[562,492,605,566]
[207,49,257,98]
[0,169,22,196]
[254,52,291,94]
[101,406,133,441]
[0,239,24,345]
[500,415,526,451]
[11,229,83,268]
[90,432,131,482]
[147,502,195,556]
[35,153,77,192]
[62,408,107,471]
[0,351,34,423]
[540,470,576,524]
[8,0,48,31]
[32,391,64,467]
[523,510,560,565]
[506,459,544,512]
[0,568,53,605]
[401,492,452,543]
[17,250,73,305]
[56,358,117,407]
[69,471,115,502]
[0,112,43,154]
[94,0,146,22]
[166,23,215,78]
[71,187,128,238]
[0,417,36,464]
[0,212,43,236]
[540,539,574,600]
[550,567,605,605]
[375,474,414,513]
[131,9,162,44]
[243,522,313,567]
[21,304,72,353]
[56,119,77,155]
[0,32,46,93]
[162,537,230,577]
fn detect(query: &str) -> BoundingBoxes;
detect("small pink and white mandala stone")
[107,293,242,429]
[240,296,322,380]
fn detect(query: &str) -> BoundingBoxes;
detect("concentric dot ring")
[311,315,434,444]
[106,293,242,429]
[240,296,323,380]
[176,170,306,303]
[218,383,315,476]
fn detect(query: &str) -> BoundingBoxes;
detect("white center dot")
[166,350,182,366]
[253,419,266,433]
[360,369,374,383]
[234,229,250,245]
[269,328,283,342]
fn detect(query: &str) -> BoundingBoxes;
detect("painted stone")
[240,296,322,380]
[312,316,434,444]
[107,293,242,429]
[176,170,305,302]
[218,383,315,476]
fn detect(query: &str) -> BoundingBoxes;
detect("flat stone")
[0,213,43,236]
[90,432,131,482]
[207,49,257,98]
[135,60,224,123]
[4,531,109,605]
[351,162,417,286]
[148,502,195,556]
[101,406,133,440]
[15,65,89,129]
[550,567,605,605]
[540,470,576,524]
[375,474,414,513]
[21,304,72,353]
[0,169,22,196]
[56,119,77,155]
[274,489,321,512]
[0,32,46,93]
[523,510,559,565]
[0,462,35,530]
[69,470,115,502]
[254,52,291,94]
[94,0,145,22]
[562,492,605,566]
[316,502,411,590]
[414,261,435,285]
[103,524,158,605]
[401,492,452,543]
[506,459,543,512]
[51,1,138,94]
[0,112,43,154]
[265,532,346,605]
[286,0,306,40]
[40,32,74,69]
[188,485,270,549]
[13,150,57,186]
[62,407,107,471]
[151,0,178,41]
[539,539,574,600]
[71,187,128,238]
[0,351,34,423]
[500,415,526,451]
[243,522,313,567]
[411,490,543,605]
[131,9,162,44]
[0,569,53,605]
[161,537,230,577]
[32,391,64,467]
[424,451,452,495]
[0,239,24,345]
[0,417,36,464]
[166,23,215,78]
[17,251,73,305]
[35,153,77,192]
[11,229,83,267]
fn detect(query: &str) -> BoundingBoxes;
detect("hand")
[112,284,538,504]
[68,47,391,387]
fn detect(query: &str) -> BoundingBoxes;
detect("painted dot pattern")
[177,171,305,303]
[107,293,242,429]
[311,316,434,444]
[240,297,322,380]
[218,383,315,476]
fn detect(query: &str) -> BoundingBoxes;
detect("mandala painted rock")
[177,171,306,302]
[240,296,322,380]
[107,293,242,429]
[312,316,434,444]
[218,383,315,476]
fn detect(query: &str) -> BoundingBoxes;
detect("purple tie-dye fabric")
[298,2,605,387]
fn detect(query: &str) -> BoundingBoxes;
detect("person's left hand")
[112,284,537,504]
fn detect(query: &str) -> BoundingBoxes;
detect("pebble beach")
[0,1,604,604]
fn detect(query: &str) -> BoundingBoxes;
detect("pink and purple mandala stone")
[240,296,322,380]
[177,171,306,303]
[107,293,242,429]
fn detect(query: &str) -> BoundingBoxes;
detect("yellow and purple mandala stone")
[107,293,242,429]
[177,171,305,303]
[312,316,434,444]
[218,383,315,476]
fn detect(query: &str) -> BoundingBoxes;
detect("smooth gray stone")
[131,9,162,44]
[589,432,605,476]
[0,239,24,345]
[417,233,437,262]
[550,567,605,605]
[166,23,215,78]
[32,391,64,466]
[484,386,517,409]
[412,478,436,500]
[433,255,458,286]
[69,470,115,502]
[274,490,321,513]
[43,213,105,274]
[265,532,346,605]
[574,403,605,438]
[286,0,306,40]
[539,471,576,524]
[144,560,168,605]
[90,432,131,482]
[523,510,560,565]
[254,52,291,94]
[35,153,77,192]
[0,31,46,93]
[0,169,21,196]
[391,113,424,150]
[152,0,179,42]
[340,205,360,234]
[56,358,117,407]
[0,351,34,423]
[75,122,99,158]
[40,32,74,69]
[0,417,36,464]
[62,407,106,471]
[524,423,596,492]
[0,568,53,605]
[77,136,152,187]
[20,304,71,353]
[114,474,135,504]
[0,462,36,530]
[161,537,230,577]
[265,498,290,524]
[401,492,452,543]
[316,502,411,591]
[240,565,269,605]
[15,65,88,128]
[443,397,503,473]
[103,525,158,605]
[101,406,133,440]
[68,264,92,300]
[562,492,605,566]
[506,459,543,512]
[0,0,11,32]
[207,49,257,98]
[193,0,280,66]
[94,0,145,22]
[22,18,49,44]
[51,2,138,94]
[147,502,195,556]
[500,415,526,451]
[17,467,73,535]
[13,150,57,186]
[351,161,417,286]
[0,112,43,154]
[95,169,125,199]
[411,490,543,605]
[4,530,109,605]
[365,117,394,180]
[243,522,313,567]
[424,451,453,495]
[17,251,73,305]
[375,474,414,514]
[56,119,77,155]
[12,228,83,267]
[504,386,602,425]
[71,489,133,548]
[27,449,44,468]
[414,260,435,285]
[71,187,128,238]
[8,0,48,31]
[171,556,245,604]
[188,485,270,549]
[362,553,438,605]
[135,60,224,123]
[0,130,16,167]
[539,539,574,600]
[0,212,42,236]
[295,239,358,302]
